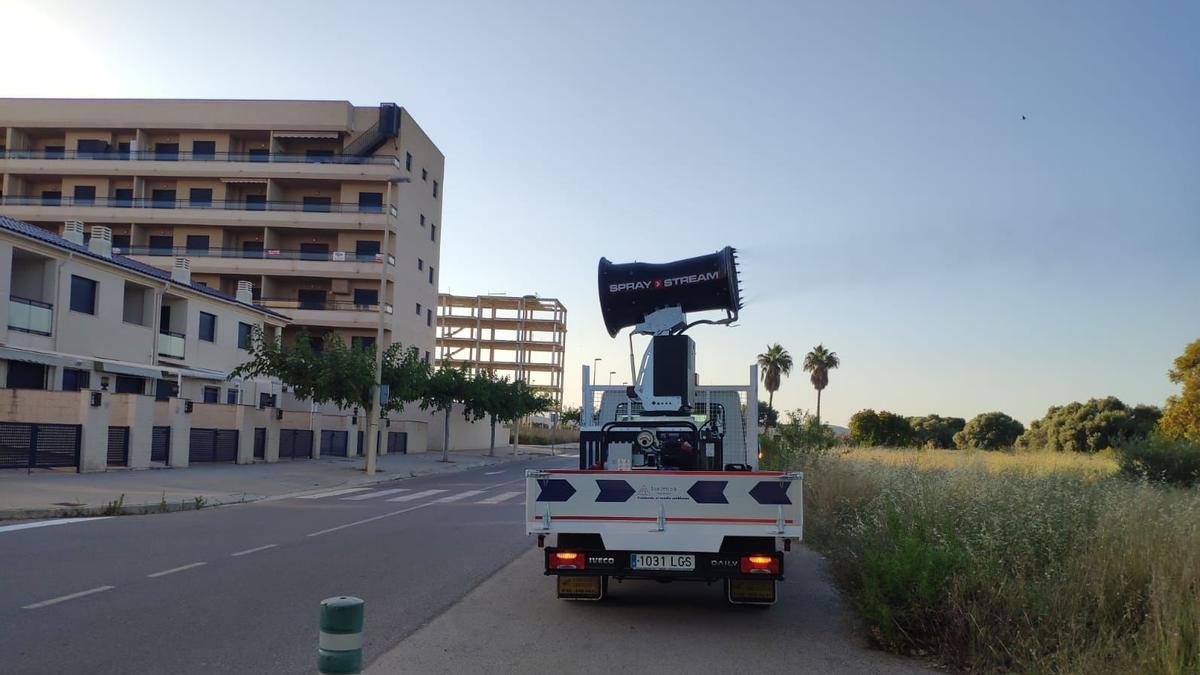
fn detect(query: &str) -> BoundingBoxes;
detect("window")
[420,214,425,226]
[41,190,62,206]
[155,379,178,401]
[238,322,253,350]
[203,386,219,404]
[421,168,427,182]
[242,241,264,258]
[248,148,269,163]
[112,234,131,250]
[415,302,422,316]
[44,145,65,159]
[405,152,412,171]
[352,336,376,351]
[185,235,210,254]
[76,139,109,158]
[426,309,432,327]
[188,188,213,207]
[151,189,176,208]
[117,142,131,160]
[199,312,216,342]
[358,192,383,213]
[429,266,435,285]
[424,351,430,364]
[226,388,239,405]
[433,180,439,199]
[355,240,380,259]
[148,235,173,255]
[192,140,216,160]
[154,143,179,161]
[431,224,437,242]
[123,282,149,326]
[114,375,145,395]
[245,194,266,210]
[353,288,378,307]
[303,196,332,212]
[305,149,334,163]
[73,185,96,205]
[70,275,97,314]
[114,188,133,207]
[308,335,325,354]
[62,368,91,392]
[6,361,47,390]
[297,289,326,310]
[417,258,424,271]
[299,242,330,261]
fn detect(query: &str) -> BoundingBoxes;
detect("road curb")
[0,451,538,522]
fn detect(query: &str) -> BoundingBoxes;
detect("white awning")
[272,131,339,139]
[220,178,268,184]
[0,346,227,382]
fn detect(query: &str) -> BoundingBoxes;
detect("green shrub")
[907,414,966,449]
[1017,397,1160,453]
[954,412,1024,450]
[1117,434,1200,487]
[849,409,913,447]
[760,410,838,469]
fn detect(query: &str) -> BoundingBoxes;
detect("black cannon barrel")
[597,246,742,337]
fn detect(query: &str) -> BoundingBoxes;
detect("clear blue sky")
[8,0,1198,425]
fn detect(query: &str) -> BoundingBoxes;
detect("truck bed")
[525,469,803,552]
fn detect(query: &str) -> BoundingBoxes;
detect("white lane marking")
[484,470,504,475]
[561,454,579,458]
[477,491,522,505]
[231,544,277,557]
[0,517,111,534]
[23,585,115,609]
[147,562,208,578]
[434,490,485,503]
[342,488,408,501]
[296,488,373,499]
[386,489,445,502]
[307,502,434,537]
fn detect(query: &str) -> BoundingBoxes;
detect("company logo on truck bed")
[608,270,722,294]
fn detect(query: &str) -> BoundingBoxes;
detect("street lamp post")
[363,175,409,476]
[591,358,602,386]
[608,370,615,385]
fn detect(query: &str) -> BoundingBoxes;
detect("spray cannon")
[596,246,743,416]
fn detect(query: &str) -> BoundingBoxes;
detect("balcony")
[1,195,379,213]
[8,296,53,336]
[157,331,186,359]
[116,246,390,264]
[0,148,401,165]
[258,299,393,330]
[258,298,392,313]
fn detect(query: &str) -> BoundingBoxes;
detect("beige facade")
[0,98,445,367]
[436,294,567,408]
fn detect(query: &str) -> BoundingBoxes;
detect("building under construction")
[435,294,567,408]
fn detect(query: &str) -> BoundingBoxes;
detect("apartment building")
[0,98,444,365]
[436,294,567,409]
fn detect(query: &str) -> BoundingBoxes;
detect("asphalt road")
[0,454,572,675]
[2,454,928,674]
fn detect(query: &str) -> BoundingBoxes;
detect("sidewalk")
[0,446,552,521]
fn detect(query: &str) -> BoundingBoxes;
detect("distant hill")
[826,424,850,438]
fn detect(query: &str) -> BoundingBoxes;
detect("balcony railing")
[0,148,401,166]
[1,195,385,214]
[116,246,391,264]
[258,298,393,314]
[157,331,186,359]
[8,296,53,336]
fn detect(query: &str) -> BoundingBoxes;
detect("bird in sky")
[1022,115,1027,120]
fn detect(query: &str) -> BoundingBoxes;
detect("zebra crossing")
[293,485,524,505]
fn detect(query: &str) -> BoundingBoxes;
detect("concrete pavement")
[366,547,933,674]
[0,446,558,520]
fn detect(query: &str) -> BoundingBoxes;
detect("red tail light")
[549,551,586,570]
[740,553,780,575]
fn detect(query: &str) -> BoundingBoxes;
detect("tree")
[907,414,966,449]
[231,328,375,410]
[758,401,779,430]
[849,409,913,447]
[1015,397,1161,453]
[954,412,1024,451]
[756,344,793,430]
[1160,338,1200,442]
[560,406,582,429]
[465,370,509,456]
[500,380,555,450]
[802,344,840,425]
[421,366,472,462]
[759,410,839,469]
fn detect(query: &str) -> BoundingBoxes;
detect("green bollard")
[319,596,364,674]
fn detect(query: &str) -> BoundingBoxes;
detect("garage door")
[387,431,408,455]
[279,429,313,459]
[253,428,266,460]
[0,422,80,470]
[320,430,348,457]
[189,428,238,463]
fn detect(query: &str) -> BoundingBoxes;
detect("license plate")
[630,553,695,571]
[557,576,604,600]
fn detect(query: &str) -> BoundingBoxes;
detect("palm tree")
[756,344,793,430]
[803,344,840,425]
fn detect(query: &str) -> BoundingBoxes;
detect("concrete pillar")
[126,394,154,469]
[265,407,281,463]
[235,405,256,465]
[310,412,324,459]
[168,397,191,468]
[77,390,112,473]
